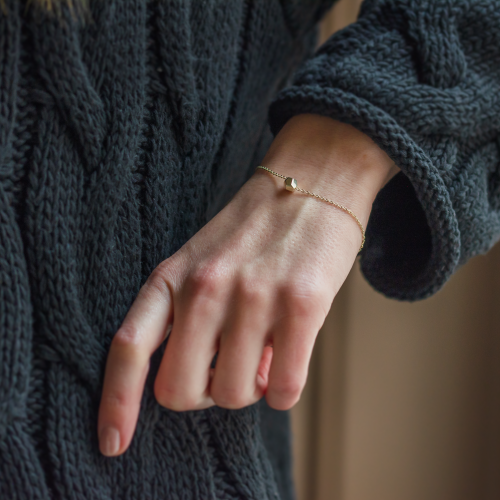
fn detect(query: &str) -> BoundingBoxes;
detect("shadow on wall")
[291,1,500,500]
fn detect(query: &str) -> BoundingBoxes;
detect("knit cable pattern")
[0,0,322,498]
[269,0,500,300]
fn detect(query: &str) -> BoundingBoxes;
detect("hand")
[97,114,399,457]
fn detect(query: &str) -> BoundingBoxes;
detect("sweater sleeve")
[268,0,500,301]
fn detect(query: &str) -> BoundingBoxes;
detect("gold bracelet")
[256,165,365,252]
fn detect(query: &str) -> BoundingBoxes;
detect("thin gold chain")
[256,165,365,252]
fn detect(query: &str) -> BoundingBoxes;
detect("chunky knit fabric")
[270,0,500,300]
[1,0,499,499]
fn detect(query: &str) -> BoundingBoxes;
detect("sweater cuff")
[268,85,461,301]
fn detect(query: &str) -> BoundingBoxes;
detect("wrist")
[258,114,400,224]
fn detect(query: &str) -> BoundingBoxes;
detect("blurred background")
[290,2,500,499]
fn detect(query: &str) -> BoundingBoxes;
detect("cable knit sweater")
[1,0,499,499]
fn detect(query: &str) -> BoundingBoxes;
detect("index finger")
[97,270,173,457]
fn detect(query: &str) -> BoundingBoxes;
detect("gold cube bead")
[284,177,297,191]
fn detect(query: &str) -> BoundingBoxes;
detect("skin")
[97,113,400,457]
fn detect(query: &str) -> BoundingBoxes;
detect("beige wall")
[291,2,500,499]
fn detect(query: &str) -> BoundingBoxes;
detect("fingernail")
[99,426,120,456]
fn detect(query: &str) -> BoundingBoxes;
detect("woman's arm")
[97,114,397,457]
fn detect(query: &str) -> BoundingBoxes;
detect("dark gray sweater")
[1,0,499,499]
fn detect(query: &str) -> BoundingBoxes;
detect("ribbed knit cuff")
[269,85,461,301]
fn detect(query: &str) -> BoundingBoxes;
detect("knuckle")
[268,397,299,412]
[154,382,198,412]
[271,376,303,404]
[281,280,328,319]
[283,279,320,303]
[112,323,143,351]
[146,265,171,298]
[211,386,253,410]
[101,390,129,411]
[187,263,229,297]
